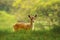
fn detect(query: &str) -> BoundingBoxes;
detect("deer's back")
[14,22,31,31]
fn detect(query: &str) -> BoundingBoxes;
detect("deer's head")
[28,14,37,22]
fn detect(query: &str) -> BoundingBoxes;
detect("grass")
[0,30,60,40]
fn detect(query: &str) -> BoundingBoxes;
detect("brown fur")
[14,23,31,31]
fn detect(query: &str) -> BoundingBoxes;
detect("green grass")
[0,11,16,31]
[0,30,60,40]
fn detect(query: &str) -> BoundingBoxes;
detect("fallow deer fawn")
[13,14,37,31]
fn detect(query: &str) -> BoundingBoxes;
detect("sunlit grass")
[0,11,16,31]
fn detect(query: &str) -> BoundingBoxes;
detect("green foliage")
[0,0,14,12]
[0,0,60,31]
[51,25,60,34]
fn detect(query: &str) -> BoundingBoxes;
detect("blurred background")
[0,0,60,40]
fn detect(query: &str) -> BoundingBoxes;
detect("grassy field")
[0,30,60,40]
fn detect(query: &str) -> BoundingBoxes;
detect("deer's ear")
[28,15,30,18]
[35,14,37,17]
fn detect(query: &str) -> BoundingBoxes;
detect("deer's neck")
[30,21,33,27]
[30,21,34,30]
